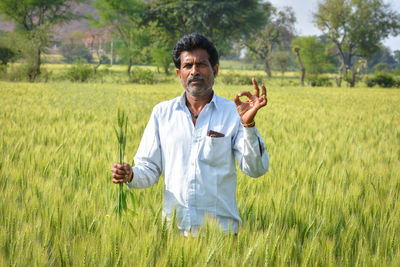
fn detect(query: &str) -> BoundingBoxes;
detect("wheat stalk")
[114,108,136,216]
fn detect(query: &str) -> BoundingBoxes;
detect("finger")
[111,167,126,176]
[113,178,125,184]
[123,163,131,172]
[252,78,260,98]
[258,96,267,107]
[113,162,120,169]
[112,172,128,180]
[114,162,123,169]
[234,94,242,106]
[238,91,253,100]
[261,84,266,97]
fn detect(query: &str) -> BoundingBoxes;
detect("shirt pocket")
[199,136,232,167]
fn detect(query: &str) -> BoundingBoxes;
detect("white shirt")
[127,92,269,233]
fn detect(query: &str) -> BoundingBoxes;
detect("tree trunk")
[164,63,169,75]
[264,59,272,77]
[336,63,345,87]
[28,48,41,82]
[127,57,133,78]
[110,38,114,66]
[349,66,357,88]
[93,61,101,74]
[294,48,305,87]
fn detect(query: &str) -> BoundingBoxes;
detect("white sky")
[268,0,400,52]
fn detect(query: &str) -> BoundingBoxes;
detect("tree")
[148,24,175,75]
[272,50,291,85]
[59,31,92,63]
[314,0,400,87]
[0,0,85,81]
[394,50,400,68]
[292,36,335,76]
[367,45,397,72]
[148,0,266,56]
[244,4,296,77]
[85,28,111,74]
[0,32,18,65]
[93,0,151,77]
[293,47,305,86]
[0,47,15,65]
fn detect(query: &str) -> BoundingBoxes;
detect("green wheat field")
[1,78,400,266]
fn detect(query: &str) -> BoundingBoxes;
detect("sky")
[268,0,400,52]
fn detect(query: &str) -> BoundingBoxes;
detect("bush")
[129,68,155,84]
[307,75,332,87]
[373,62,389,73]
[66,63,93,82]
[0,46,16,65]
[219,72,265,85]
[60,43,93,63]
[366,72,396,88]
[364,76,376,87]
[4,65,30,81]
[395,78,400,88]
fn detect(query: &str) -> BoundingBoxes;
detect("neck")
[185,90,213,114]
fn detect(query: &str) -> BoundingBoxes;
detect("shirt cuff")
[242,124,259,139]
[242,125,264,155]
[125,166,136,189]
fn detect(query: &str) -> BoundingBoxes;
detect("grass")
[0,80,400,265]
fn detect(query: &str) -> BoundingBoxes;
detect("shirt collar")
[175,90,220,112]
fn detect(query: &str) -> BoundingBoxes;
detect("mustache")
[188,75,205,84]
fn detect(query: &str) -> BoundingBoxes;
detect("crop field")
[1,79,400,266]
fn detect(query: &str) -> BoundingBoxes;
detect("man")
[111,33,269,235]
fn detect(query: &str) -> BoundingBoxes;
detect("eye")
[183,63,192,69]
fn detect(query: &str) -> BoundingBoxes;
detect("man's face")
[176,49,218,97]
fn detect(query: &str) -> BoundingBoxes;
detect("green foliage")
[368,45,397,71]
[60,43,93,63]
[65,62,93,82]
[151,47,172,75]
[272,50,292,75]
[244,4,296,77]
[0,47,16,65]
[114,109,136,216]
[394,50,400,68]
[1,81,400,265]
[373,62,390,73]
[314,0,400,87]
[307,75,333,87]
[149,0,266,55]
[129,68,156,84]
[219,72,266,86]
[365,72,398,88]
[93,0,151,75]
[0,0,86,81]
[292,36,333,75]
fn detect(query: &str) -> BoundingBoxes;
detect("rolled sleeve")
[126,107,163,189]
[234,124,269,178]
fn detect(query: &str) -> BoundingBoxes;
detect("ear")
[213,64,219,77]
[176,68,181,78]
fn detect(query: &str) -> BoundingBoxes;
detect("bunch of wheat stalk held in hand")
[114,109,136,216]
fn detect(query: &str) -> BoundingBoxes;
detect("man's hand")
[111,162,133,184]
[233,77,267,126]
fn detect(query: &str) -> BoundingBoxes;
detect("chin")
[186,86,211,97]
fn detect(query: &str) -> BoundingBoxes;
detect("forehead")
[180,49,210,63]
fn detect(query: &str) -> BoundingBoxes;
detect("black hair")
[172,33,219,69]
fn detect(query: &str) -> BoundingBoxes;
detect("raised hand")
[233,78,267,127]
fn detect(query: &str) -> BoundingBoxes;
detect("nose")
[190,64,199,76]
